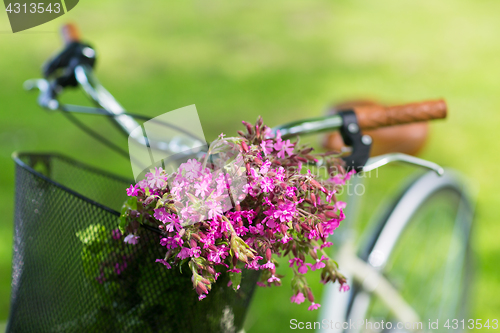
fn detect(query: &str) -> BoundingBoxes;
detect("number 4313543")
[5,3,61,14]
[444,319,498,330]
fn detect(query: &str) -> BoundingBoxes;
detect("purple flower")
[124,234,139,245]
[290,292,305,304]
[308,302,321,311]
[227,267,242,273]
[155,259,172,269]
[198,294,207,300]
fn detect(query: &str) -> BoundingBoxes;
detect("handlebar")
[25,23,448,175]
[274,100,447,139]
[353,99,447,130]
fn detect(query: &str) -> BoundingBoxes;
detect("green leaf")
[118,196,138,233]
[118,215,128,234]
[229,271,242,291]
[128,196,138,211]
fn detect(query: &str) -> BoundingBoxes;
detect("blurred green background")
[1,0,499,331]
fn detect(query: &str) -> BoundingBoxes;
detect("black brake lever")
[337,110,372,172]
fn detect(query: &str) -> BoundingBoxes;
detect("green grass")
[1,0,500,331]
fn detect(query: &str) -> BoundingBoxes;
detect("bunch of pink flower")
[120,116,353,310]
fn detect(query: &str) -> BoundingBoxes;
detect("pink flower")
[261,177,274,193]
[340,283,350,292]
[245,256,263,270]
[273,201,296,223]
[207,200,223,219]
[198,294,207,301]
[289,257,303,268]
[249,223,264,235]
[126,184,138,196]
[281,234,292,244]
[194,175,212,198]
[298,263,311,274]
[276,167,286,181]
[256,281,267,287]
[208,245,228,264]
[181,159,202,180]
[308,303,321,311]
[177,247,191,259]
[190,247,201,258]
[290,292,305,304]
[335,201,347,210]
[146,167,167,189]
[155,259,172,269]
[285,186,296,198]
[322,219,340,237]
[260,160,272,174]
[260,140,274,156]
[124,234,139,245]
[320,242,333,250]
[310,256,328,271]
[268,275,281,283]
[227,267,242,273]
[261,261,275,270]
[274,139,294,158]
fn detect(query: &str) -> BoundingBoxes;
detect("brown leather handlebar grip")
[353,99,447,130]
[61,23,81,45]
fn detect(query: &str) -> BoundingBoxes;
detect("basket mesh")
[9,153,258,333]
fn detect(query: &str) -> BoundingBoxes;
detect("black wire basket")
[9,153,259,333]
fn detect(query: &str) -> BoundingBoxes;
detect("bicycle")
[8,24,474,332]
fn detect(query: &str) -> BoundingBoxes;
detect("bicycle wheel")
[344,169,474,333]
[324,170,473,332]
